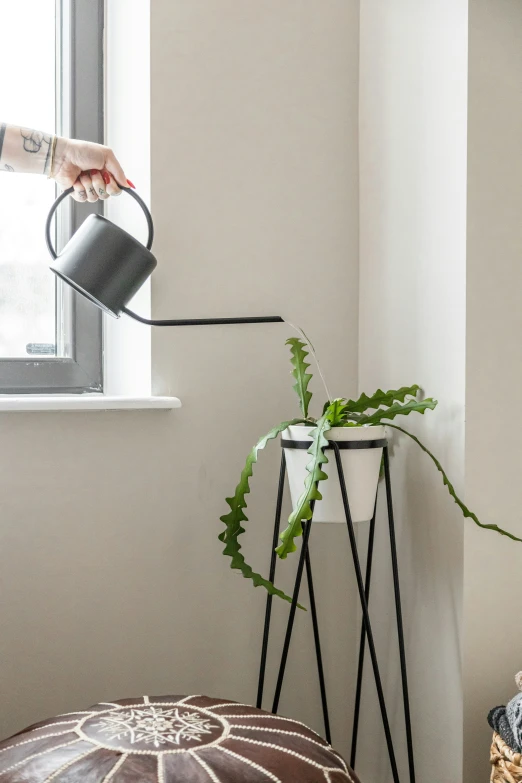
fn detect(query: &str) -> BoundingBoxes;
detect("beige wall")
[7,4,519,778]
[0,0,361,759]
[358,3,522,781]
[464,1,522,779]
[150,0,360,752]
[359,2,468,781]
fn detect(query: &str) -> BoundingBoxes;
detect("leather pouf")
[0,695,359,783]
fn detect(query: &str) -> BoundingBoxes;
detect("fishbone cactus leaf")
[219,418,310,604]
[276,413,331,558]
[345,385,421,414]
[322,397,352,426]
[286,337,313,418]
[356,397,437,425]
[388,424,522,542]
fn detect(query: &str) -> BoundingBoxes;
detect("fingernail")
[90,169,99,176]
[102,170,111,185]
[127,179,136,189]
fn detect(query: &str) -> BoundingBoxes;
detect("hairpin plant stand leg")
[347,445,415,783]
[304,540,331,744]
[383,446,416,783]
[256,442,414,783]
[256,451,287,712]
[256,456,331,743]
[350,504,377,770]
[331,442,400,783]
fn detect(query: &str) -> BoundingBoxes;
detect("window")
[0,0,104,393]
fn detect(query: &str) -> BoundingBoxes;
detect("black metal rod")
[331,442,400,783]
[123,307,284,327]
[257,452,286,709]
[383,447,415,783]
[272,505,315,714]
[305,543,331,744]
[350,500,377,769]
[281,439,387,451]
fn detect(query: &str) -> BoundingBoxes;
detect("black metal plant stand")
[256,437,415,783]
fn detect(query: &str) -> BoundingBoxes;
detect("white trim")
[76,702,230,755]
[218,747,282,783]
[231,725,328,750]
[190,752,222,783]
[0,731,75,757]
[0,739,81,776]
[101,754,128,783]
[227,735,347,775]
[104,0,153,397]
[157,753,165,783]
[43,747,98,782]
[0,396,181,412]
[219,712,321,734]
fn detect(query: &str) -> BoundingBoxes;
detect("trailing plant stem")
[387,424,522,542]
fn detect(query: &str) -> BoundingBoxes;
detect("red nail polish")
[90,169,99,176]
[102,170,111,185]
[127,179,136,189]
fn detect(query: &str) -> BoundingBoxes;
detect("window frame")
[0,0,104,394]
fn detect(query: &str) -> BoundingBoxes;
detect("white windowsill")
[0,396,181,412]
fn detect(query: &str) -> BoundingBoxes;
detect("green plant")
[219,337,521,605]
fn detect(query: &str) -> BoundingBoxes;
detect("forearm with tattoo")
[0,123,53,175]
[0,122,128,200]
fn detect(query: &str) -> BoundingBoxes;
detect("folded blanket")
[507,674,522,752]
[488,705,521,752]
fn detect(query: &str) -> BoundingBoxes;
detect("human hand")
[52,137,134,202]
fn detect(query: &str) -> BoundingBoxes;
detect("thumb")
[104,150,128,188]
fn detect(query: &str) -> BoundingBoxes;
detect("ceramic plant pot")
[282,424,386,523]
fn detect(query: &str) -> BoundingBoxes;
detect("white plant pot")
[282,424,386,524]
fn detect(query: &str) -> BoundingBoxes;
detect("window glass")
[0,0,57,358]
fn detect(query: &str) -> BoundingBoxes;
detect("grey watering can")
[46,186,283,327]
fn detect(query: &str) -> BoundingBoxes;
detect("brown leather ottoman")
[0,695,359,782]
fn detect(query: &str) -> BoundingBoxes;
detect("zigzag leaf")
[388,424,522,542]
[219,418,310,605]
[345,386,421,414]
[323,397,351,426]
[286,337,313,418]
[276,414,331,558]
[357,397,437,425]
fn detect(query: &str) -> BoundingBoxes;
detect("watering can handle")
[45,185,154,260]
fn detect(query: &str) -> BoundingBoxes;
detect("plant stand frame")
[256,437,415,783]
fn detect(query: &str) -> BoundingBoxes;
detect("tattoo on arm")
[3,164,13,172]
[20,128,52,173]
[20,128,51,153]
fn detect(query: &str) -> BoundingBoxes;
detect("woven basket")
[491,732,522,782]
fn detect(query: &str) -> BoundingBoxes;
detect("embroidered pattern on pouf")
[0,695,359,782]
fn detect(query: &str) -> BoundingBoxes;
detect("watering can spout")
[46,186,283,326]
